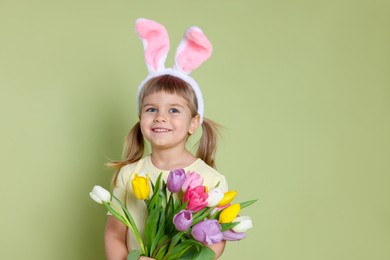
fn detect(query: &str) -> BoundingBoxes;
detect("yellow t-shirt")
[111,155,228,251]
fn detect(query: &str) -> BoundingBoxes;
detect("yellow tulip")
[219,204,240,223]
[132,173,150,200]
[217,190,237,207]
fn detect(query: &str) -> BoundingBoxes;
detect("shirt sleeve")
[108,165,130,214]
[219,175,229,192]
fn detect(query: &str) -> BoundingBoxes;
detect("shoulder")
[195,159,224,177]
[114,161,139,188]
[115,155,156,186]
[190,159,228,191]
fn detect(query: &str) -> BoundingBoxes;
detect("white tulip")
[232,216,253,233]
[89,192,102,204]
[207,187,224,207]
[89,185,111,204]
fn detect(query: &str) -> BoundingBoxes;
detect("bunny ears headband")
[135,18,213,124]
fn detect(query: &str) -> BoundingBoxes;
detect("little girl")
[104,18,228,260]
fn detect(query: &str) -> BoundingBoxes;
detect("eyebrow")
[169,103,185,108]
[143,103,154,107]
[143,103,185,108]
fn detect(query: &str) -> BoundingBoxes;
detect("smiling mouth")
[152,128,171,133]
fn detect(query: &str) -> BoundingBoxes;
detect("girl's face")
[140,91,200,150]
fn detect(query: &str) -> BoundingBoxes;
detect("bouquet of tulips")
[90,169,256,260]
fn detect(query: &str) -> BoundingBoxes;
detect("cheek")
[139,117,150,132]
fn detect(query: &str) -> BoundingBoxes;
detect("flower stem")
[112,194,147,255]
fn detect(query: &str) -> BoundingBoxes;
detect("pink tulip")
[182,171,204,192]
[184,186,208,212]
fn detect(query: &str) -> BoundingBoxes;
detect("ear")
[189,114,201,134]
[135,18,170,73]
[174,26,213,74]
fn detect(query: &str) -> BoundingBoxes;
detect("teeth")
[153,128,170,133]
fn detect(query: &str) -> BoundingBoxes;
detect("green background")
[1,0,389,259]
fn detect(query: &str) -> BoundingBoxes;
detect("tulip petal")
[167,169,186,193]
[89,192,102,204]
[232,216,253,233]
[217,190,237,207]
[207,187,224,207]
[92,185,111,203]
[219,204,240,223]
[192,219,223,245]
[173,210,193,231]
[182,172,204,192]
[132,173,150,200]
[222,230,247,241]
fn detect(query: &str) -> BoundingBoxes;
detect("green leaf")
[150,178,155,191]
[110,195,146,255]
[127,249,142,260]
[165,193,173,218]
[240,199,258,209]
[170,231,185,248]
[149,173,163,210]
[102,202,128,226]
[209,208,221,220]
[144,207,162,250]
[159,190,167,208]
[111,196,133,224]
[150,209,166,256]
[220,222,239,232]
[164,231,185,258]
[192,207,208,219]
[151,234,169,257]
[192,208,214,226]
[171,200,188,223]
[179,246,215,260]
[174,196,180,211]
[164,194,175,234]
[177,246,198,260]
[169,238,204,259]
[154,243,169,260]
[162,180,168,203]
[167,244,194,260]
[110,196,138,232]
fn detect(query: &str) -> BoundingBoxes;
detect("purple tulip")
[191,219,223,245]
[173,210,193,231]
[167,169,186,193]
[222,229,247,241]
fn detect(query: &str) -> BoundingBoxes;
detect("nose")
[153,112,167,123]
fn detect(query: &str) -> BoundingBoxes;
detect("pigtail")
[196,117,221,169]
[107,122,144,187]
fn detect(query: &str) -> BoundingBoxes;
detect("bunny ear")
[174,26,213,74]
[135,18,170,72]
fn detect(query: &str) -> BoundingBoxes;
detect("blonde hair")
[108,75,221,185]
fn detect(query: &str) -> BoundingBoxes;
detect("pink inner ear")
[135,19,169,71]
[176,28,213,73]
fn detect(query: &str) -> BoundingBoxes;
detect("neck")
[150,146,197,171]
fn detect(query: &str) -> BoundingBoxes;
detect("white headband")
[135,18,213,124]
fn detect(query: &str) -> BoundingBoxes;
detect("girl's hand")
[139,257,155,260]
[207,240,226,259]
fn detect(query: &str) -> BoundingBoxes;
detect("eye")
[169,108,180,113]
[145,107,157,113]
